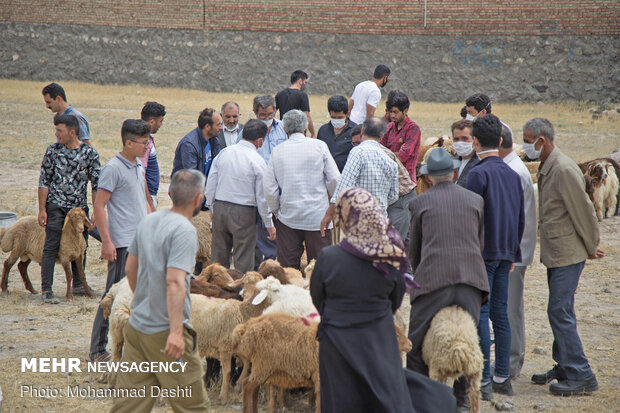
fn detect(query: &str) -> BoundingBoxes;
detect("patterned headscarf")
[335,187,418,290]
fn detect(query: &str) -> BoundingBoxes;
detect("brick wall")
[1,0,618,35]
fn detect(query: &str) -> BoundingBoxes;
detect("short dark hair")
[460,106,468,118]
[386,90,410,111]
[242,119,268,142]
[53,114,80,135]
[290,70,308,85]
[451,119,473,134]
[42,83,67,102]
[141,101,166,121]
[466,93,492,114]
[121,119,151,145]
[198,108,216,130]
[500,125,513,149]
[327,95,348,114]
[351,124,363,137]
[362,117,387,140]
[373,65,391,79]
[472,114,502,149]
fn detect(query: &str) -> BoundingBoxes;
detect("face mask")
[523,138,542,160]
[261,119,273,128]
[330,118,346,129]
[300,83,307,91]
[453,141,473,157]
[465,114,477,121]
[381,78,389,88]
[224,124,238,132]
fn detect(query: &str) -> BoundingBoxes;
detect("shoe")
[73,286,97,296]
[549,375,598,396]
[42,291,60,304]
[492,378,514,396]
[480,382,493,401]
[532,364,564,385]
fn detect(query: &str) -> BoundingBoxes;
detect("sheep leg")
[17,259,37,294]
[241,379,259,413]
[1,251,20,292]
[74,254,95,297]
[467,371,482,413]
[267,385,277,413]
[219,353,232,403]
[313,381,321,413]
[62,262,73,299]
[235,357,250,391]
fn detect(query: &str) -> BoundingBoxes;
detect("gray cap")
[419,148,461,176]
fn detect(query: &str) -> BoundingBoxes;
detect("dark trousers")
[89,247,128,359]
[211,200,257,274]
[275,220,331,269]
[40,203,88,292]
[547,261,593,380]
[387,190,415,243]
[255,210,276,269]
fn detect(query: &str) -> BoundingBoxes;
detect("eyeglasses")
[257,112,275,120]
[130,139,149,147]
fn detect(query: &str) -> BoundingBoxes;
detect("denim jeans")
[547,261,593,380]
[478,260,512,381]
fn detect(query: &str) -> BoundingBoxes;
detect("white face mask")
[261,119,273,128]
[523,138,542,160]
[224,124,239,133]
[465,114,477,121]
[330,118,346,129]
[453,141,473,157]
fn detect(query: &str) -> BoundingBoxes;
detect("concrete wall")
[2,22,618,102]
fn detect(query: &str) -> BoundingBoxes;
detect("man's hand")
[38,210,47,228]
[209,212,214,221]
[90,214,96,229]
[267,226,276,240]
[164,331,185,360]
[101,239,117,261]
[588,248,605,259]
[320,204,336,237]
[510,263,515,273]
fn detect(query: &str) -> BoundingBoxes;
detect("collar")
[539,147,560,176]
[115,153,139,168]
[502,151,517,164]
[393,116,413,131]
[61,105,74,115]
[238,140,258,151]
[359,139,381,147]
[288,132,306,140]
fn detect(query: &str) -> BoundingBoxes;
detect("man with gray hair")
[253,94,288,163]
[110,169,210,412]
[320,117,398,235]
[524,117,602,396]
[217,101,244,148]
[264,110,340,268]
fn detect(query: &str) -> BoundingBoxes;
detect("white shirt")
[458,157,471,177]
[223,125,240,147]
[264,133,340,231]
[204,140,273,228]
[349,80,381,124]
[503,151,537,265]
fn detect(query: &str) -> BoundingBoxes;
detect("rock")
[592,113,602,120]
[596,347,612,351]
[533,346,547,355]
[491,400,515,411]
[603,288,611,293]
[533,405,547,411]
[84,376,92,383]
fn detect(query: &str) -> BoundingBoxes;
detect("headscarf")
[335,187,419,290]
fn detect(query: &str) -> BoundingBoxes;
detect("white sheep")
[394,293,412,366]
[253,276,319,319]
[190,210,212,267]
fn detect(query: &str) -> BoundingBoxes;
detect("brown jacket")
[537,147,599,268]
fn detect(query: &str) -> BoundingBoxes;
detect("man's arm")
[305,111,315,138]
[348,98,354,118]
[164,267,187,360]
[125,253,139,292]
[180,141,200,170]
[408,203,422,272]
[94,189,116,261]
[365,104,376,120]
[37,187,49,227]
[322,151,361,235]
[262,159,280,217]
[397,124,421,169]
[145,180,154,213]
[38,147,54,227]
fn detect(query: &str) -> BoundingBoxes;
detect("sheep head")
[258,259,288,284]
[199,263,234,289]
[64,208,92,234]
[252,276,283,306]
[586,162,608,187]
[233,271,263,298]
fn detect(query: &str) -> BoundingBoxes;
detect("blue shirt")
[203,140,212,177]
[255,119,288,163]
[466,156,525,262]
[62,105,90,141]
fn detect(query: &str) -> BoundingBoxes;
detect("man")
[350,124,363,146]
[38,114,100,303]
[381,144,416,242]
[205,120,275,273]
[89,119,152,362]
[466,114,524,399]
[171,107,222,188]
[451,119,480,188]
[465,92,514,142]
[264,110,340,268]
[110,169,210,413]
[321,117,398,234]
[139,101,166,209]
[275,70,315,138]
[317,95,357,172]
[381,90,421,182]
[42,83,92,145]
[498,125,537,379]
[253,94,288,163]
[217,101,244,148]
[348,64,391,125]
[524,118,602,396]
[407,148,489,413]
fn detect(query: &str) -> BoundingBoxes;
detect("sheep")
[580,158,620,220]
[253,276,319,320]
[422,305,483,413]
[190,277,241,300]
[0,207,94,298]
[394,293,412,366]
[416,138,455,195]
[191,262,242,299]
[303,259,316,286]
[190,211,212,268]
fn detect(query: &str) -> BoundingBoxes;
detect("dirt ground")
[0,79,619,412]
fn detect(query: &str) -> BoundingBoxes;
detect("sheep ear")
[252,289,268,305]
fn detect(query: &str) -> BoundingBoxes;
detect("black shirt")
[317,120,357,172]
[275,88,310,119]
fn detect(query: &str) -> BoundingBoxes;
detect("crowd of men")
[35,65,604,412]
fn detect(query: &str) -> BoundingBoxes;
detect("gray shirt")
[98,153,147,248]
[128,210,198,334]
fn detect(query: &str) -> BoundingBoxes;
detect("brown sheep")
[190,210,212,268]
[196,263,237,291]
[190,278,241,300]
[0,208,94,298]
[416,138,455,195]
[257,259,289,285]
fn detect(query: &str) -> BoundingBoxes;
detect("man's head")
[522,117,555,161]
[253,94,276,128]
[53,114,80,145]
[460,106,468,119]
[327,95,348,128]
[362,117,387,141]
[472,114,502,151]
[282,109,308,136]
[198,108,222,139]
[373,64,391,88]
[420,148,460,186]
[290,70,309,90]
[351,124,363,146]
[220,101,241,131]
[42,83,68,114]
[386,90,410,124]
[451,119,474,158]
[170,169,206,216]
[498,125,514,158]
[141,101,166,134]
[121,119,151,158]
[242,119,268,148]
[465,93,492,120]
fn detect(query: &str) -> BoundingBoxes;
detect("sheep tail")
[231,323,247,353]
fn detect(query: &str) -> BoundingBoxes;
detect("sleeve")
[180,140,200,170]
[262,157,280,217]
[203,155,219,209]
[408,202,422,272]
[465,169,485,197]
[367,88,381,108]
[301,93,310,112]
[331,150,362,203]
[255,161,274,228]
[323,148,341,199]
[167,226,198,274]
[38,146,54,188]
[398,123,421,173]
[388,162,399,204]
[388,270,406,314]
[559,168,600,255]
[77,116,91,141]
[478,200,485,254]
[517,180,525,247]
[97,163,118,193]
[88,150,101,192]
[127,229,139,257]
[309,249,328,315]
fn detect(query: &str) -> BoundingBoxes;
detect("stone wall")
[2,22,618,102]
